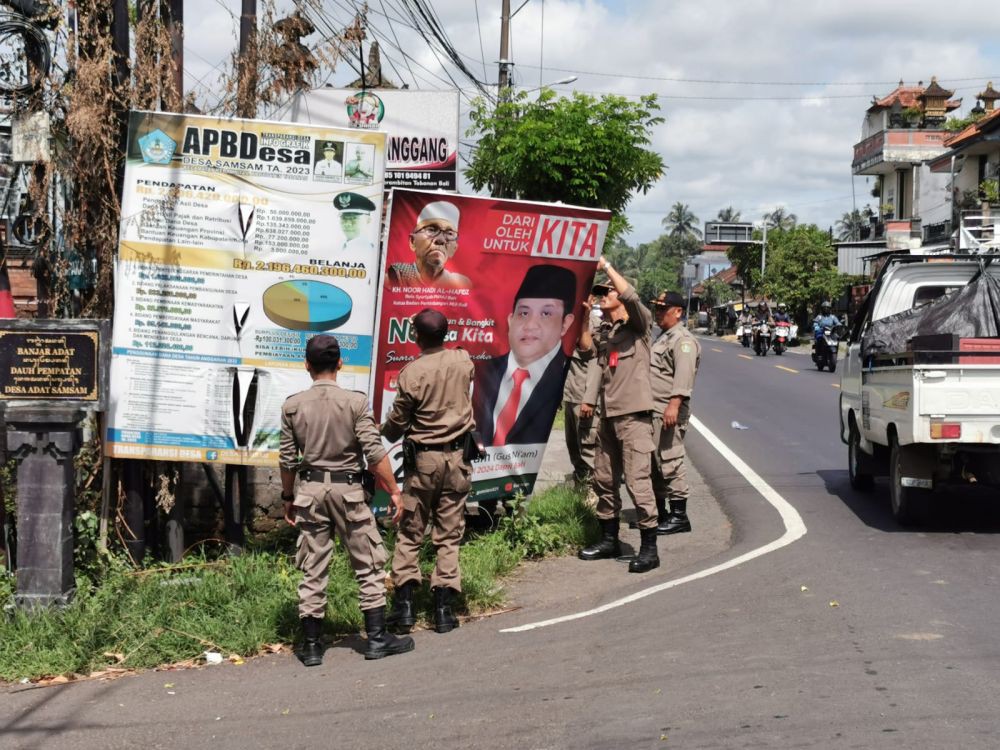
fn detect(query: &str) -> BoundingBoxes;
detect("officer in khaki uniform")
[280,334,414,667]
[563,316,602,486]
[649,291,701,535]
[577,256,661,574]
[381,309,475,634]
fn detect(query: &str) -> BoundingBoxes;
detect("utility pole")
[238,0,257,118]
[761,219,768,278]
[498,0,511,95]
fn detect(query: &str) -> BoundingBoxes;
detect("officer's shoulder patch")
[679,341,693,353]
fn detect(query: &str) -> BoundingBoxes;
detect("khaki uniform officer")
[563,316,602,486]
[649,291,701,535]
[577,256,661,574]
[280,334,414,667]
[381,309,475,634]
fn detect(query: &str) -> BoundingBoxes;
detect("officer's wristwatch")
[281,491,294,502]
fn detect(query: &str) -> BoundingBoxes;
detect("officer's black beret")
[514,264,577,314]
[650,290,686,309]
[333,192,376,213]
[306,334,341,368]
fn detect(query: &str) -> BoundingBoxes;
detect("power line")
[486,60,1000,88]
[378,0,417,86]
[473,0,488,83]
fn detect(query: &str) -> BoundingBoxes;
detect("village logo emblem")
[345,91,384,129]
[138,129,176,165]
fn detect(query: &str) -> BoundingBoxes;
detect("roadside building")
[925,85,1000,252]
[849,78,960,254]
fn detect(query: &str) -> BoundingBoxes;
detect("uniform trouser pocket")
[296,522,333,619]
[343,523,387,610]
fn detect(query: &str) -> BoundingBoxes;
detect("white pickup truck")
[839,254,1000,524]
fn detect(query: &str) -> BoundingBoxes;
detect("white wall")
[915,165,951,226]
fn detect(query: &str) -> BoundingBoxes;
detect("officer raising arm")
[578,256,662,574]
[280,335,413,668]
[381,309,477,635]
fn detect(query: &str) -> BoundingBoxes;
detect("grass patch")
[0,485,596,682]
[551,404,566,431]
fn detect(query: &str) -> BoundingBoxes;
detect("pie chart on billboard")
[262,280,353,331]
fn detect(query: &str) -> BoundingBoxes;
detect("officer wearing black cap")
[649,290,701,535]
[280,334,414,666]
[314,141,343,179]
[382,309,476,634]
[333,191,377,254]
[472,264,577,446]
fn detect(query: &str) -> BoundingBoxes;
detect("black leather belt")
[299,469,363,484]
[413,438,464,452]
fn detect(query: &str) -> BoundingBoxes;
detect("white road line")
[500,415,808,633]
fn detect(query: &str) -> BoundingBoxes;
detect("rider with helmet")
[812,301,841,336]
[773,303,791,323]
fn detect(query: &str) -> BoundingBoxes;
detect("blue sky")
[188,0,1000,245]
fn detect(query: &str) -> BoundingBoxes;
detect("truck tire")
[889,437,931,525]
[848,424,875,491]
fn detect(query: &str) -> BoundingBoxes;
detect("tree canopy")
[765,207,798,231]
[761,225,842,322]
[716,206,742,222]
[465,89,665,241]
[662,202,702,239]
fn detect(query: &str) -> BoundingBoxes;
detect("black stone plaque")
[0,320,109,410]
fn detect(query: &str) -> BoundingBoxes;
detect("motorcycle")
[738,321,752,348]
[753,322,770,357]
[772,322,790,355]
[812,325,842,372]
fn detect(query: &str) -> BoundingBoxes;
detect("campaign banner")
[106,110,386,465]
[285,89,460,191]
[372,189,610,508]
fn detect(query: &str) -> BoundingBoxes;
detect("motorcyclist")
[773,303,791,324]
[812,301,841,337]
[752,301,773,351]
[752,301,773,325]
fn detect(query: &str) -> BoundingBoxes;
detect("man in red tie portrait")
[472,264,578,447]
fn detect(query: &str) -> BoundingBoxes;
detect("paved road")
[3,336,999,749]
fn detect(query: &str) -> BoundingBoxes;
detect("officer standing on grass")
[649,290,701,535]
[280,334,414,667]
[577,257,661,574]
[381,309,476,634]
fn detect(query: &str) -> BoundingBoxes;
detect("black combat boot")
[657,500,691,535]
[300,616,324,667]
[363,606,415,660]
[628,527,660,573]
[578,518,622,560]
[387,580,417,632]
[433,587,461,634]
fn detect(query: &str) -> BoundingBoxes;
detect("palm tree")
[716,206,742,222]
[836,209,866,241]
[765,207,797,231]
[662,202,702,239]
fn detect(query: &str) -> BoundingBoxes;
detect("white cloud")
[184,0,1000,243]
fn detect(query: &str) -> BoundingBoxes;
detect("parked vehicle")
[812,325,842,371]
[773,322,790,355]
[839,253,1000,525]
[753,322,770,357]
